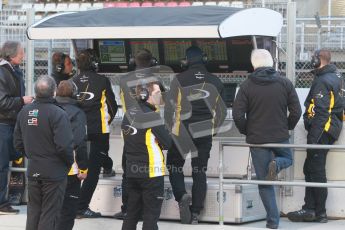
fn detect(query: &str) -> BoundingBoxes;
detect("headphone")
[311,49,321,68]
[55,53,67,73]
[136,80,150,102]
[180,52,208,69]
[86,49,100,72]
[70,80,79,99]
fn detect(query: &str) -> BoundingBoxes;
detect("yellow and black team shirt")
[73,70,118,135]
[303,64,344,143]
[164,64,226,137]
[121,101,171,178]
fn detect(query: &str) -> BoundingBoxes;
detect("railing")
[217,140,345,225]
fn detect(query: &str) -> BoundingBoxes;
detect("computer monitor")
[223,83,237,108]
[98,40,127,64]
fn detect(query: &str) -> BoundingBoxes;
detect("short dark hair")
[0,41,21,62]
[77,50,93,71]
[135,49,152,68]
[319,49,331,64]
[34,76,56,98]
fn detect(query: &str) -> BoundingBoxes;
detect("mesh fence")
[294,19,345,87]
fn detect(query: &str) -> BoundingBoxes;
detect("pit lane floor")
[1,206,345,229]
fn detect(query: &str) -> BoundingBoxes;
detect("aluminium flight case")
[160,177,270,223]
[90,176,278,223]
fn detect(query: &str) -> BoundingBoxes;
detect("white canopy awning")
[27,6,283,40]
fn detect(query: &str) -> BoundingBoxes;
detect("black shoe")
[315,213,328,223]
[266,223,278,229]
[190,212,199,225]
[178,193,192,224]
[287,209,315,222]
[103,169,116,178]
[113,211,127,220]
[76,208,102,218]
[0,205,19,215]
[266,160,278,181]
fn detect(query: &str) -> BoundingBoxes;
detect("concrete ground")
[1,206,345,230]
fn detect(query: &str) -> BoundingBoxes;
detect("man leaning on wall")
[287,49,344,223]
[233,49,302,229]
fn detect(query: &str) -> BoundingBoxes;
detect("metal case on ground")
[90,176,275,223]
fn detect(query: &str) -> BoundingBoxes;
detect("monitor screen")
[98,40,127,64]
[228,38,253,72]
[196,39,228,62]
[129,40,160,61]
[223,83,237,108]
[163,39,192,64]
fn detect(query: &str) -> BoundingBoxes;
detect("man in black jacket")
[121,81,171,230]
[14,76,74,230]
[165,46,227,225]
[55,80,88,230]
[287,49,344,223]
[233,49,301,229]
[0,41,33,214]
[51,52,74,86]
[74,50,118,218]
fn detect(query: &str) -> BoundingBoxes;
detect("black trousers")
[26,178,67,230]
[121,151,128,213]
[56,175,81,230]
[166,137,212,214]
[78,133,113,211]
[302,132,335,216]
[122,176,164,230]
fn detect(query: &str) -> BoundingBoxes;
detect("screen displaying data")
[163,39,192,63]
[129,40,160,61]
[196,39,228,62]
[98,40,126,64]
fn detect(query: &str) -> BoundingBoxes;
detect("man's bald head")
[34,76,56,98]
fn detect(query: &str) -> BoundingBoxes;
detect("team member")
[288,49,344,223]
[114,48,158,219]
[0,41,33,214]
[74,49,118,218]
[51,52,75,86]
[165,46,226,224]
[14,76,74,230]
[56,80,88,230]
[121,81,171,230]
[233,49,302,229]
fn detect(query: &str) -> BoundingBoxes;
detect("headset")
[69,80,79,99]
[136,81,150,102]
[86,49,100,72]
[311,49,321,68]
[55,53,67,73]
[180,51,208,69]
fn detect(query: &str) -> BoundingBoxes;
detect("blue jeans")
[0,124,16,207]
[250,139,293,226]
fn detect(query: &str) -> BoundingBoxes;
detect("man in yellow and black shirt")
[288,49,344,223]
[73,50,118,218]
[121,81,171,230]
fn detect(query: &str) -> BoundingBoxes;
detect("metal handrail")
[9,167,27,173]
[217,140,345,225]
